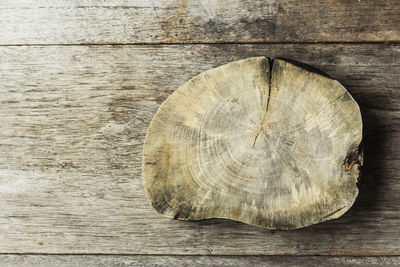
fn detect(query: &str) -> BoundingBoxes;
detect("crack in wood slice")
[252,59,273,149]
[142,57,363,229]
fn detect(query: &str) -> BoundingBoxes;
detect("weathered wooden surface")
[143,57,362,229]
[0,0,399,44]
[1,255,399,267]
[0,44,399,255]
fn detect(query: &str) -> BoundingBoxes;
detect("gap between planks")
[0,41,398,47]
[0,253,400,257]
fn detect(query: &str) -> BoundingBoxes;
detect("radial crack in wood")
[142,57,363,229]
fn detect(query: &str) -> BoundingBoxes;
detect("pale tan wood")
[0,255,399,267]
[0,44,399,254]
[0,0,399,44]
[143,57,362,229]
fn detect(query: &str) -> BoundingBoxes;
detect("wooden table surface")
[0,1,399,266]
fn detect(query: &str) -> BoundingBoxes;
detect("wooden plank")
[0,0,399,44]
[1,255,399,267]
[0,44,399,255]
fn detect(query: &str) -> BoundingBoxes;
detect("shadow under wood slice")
[142,57,362,230]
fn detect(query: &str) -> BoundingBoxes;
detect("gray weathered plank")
[1,255,399,267]
[0,0,399,45]
[0,44,399,255]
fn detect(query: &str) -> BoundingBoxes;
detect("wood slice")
[142,57,363,230]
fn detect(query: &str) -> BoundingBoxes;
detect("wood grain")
[0,0,399,45]
[0,44,399,254]
[0,255,399,267]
